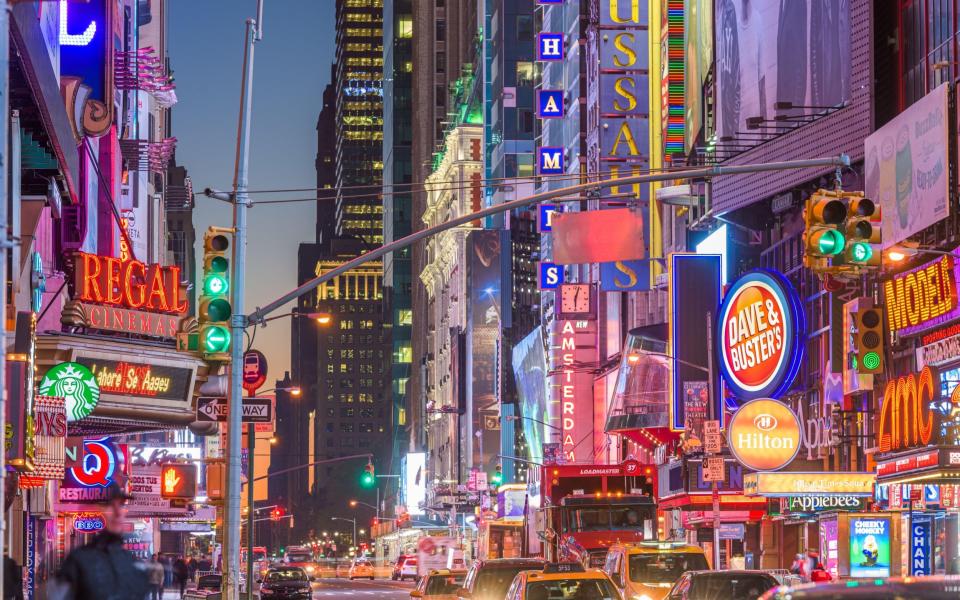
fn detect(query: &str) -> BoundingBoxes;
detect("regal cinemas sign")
[884,253,960,338]
[69,252,188,338]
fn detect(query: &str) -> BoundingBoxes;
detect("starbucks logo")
[38,362,100,422]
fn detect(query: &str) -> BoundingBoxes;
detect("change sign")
[196,397,272,423]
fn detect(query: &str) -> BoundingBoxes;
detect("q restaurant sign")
[68,252,188,339]
[718,270,804,401]
[883,252,960,338]
[727,398,801,472]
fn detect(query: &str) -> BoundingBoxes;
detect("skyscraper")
[335,0,385,244]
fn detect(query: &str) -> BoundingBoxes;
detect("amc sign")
[877,366,960,453]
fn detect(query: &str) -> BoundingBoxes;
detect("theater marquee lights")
[877,367,936,453]
[717,270,804,401]
[883,253,960,337]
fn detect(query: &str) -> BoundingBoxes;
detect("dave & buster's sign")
[70,252,188,338]
[717,270,804,401]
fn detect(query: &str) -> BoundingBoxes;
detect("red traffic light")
[160,464,197,499]
[271,506,286,521]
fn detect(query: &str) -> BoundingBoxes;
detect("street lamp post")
[331,517,357,548]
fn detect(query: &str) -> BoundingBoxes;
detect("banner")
[866,83,949,248]
[552,208,645,264]
[32,396,66,480]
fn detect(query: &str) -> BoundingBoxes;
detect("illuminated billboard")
[403,452,426,516]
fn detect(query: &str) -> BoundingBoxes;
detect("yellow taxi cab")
[504,563,622,600]
[410,569,467,599]
[602,542,708,600]
[349,557,375,580]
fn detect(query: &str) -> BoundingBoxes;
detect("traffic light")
[854,306,885,374]
[160,463,197,499]
[199,227,233,360]
[360,462,375,488]
[803,190,847,269]
[271,507,285,521]
[491,464,503,487]
[842,194,881,266]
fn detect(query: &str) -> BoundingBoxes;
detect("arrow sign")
[196,396,272,423]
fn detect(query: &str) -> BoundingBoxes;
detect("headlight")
[633,595,653,600]
[261,589,274,595]
[306,566,315,573]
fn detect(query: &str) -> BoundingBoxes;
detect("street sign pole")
[246,388,255,600]
[706,311,721,571]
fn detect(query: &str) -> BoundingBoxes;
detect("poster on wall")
[819,518,839,580]
[865,83,949,249]
[849,517,891,578]
[714,0,850,142]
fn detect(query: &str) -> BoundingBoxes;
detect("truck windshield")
[567,505,652,531]
[628,553,709,583]
[286,553,311,563]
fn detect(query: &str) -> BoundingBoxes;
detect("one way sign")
[196,396,273,423]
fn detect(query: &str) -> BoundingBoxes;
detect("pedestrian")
[172,556,188,598]
[198,555,212,572]
[161,555,172,589]
[4,555,23,600]
[789,553,806,581]
[147,554,165,600]
[54,482,149,599]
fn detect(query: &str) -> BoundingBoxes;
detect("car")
[196,574,222,591]
[259,567,312,599]
[603,542,709,600]
[399,556,420,581]
[411,569,467,599]
[666,570,780,600]
[394,555,416,580]
[758,576,960,600]
[505,563,623,600]
[350,558,376,581]
[456,557,547,600]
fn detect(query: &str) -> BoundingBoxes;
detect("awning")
[11,3,80,203]
[875,447,960,486]
[37,332,208,435]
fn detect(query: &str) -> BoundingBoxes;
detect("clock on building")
[558,283,594,318]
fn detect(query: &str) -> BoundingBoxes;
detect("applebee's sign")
[717,270,804,401]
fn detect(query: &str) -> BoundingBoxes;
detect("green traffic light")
[202,326,231,353]
[204,274,229,296]
[491,473,503,485]
[862,351,881,371]
[850,242,873,263]
[816,230,845,255]
[360,473,374,488]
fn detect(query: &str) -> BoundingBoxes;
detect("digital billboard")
[403,452,426,516]
[849,517,891,578]
[511,327,548,464]
[714,0,850,142]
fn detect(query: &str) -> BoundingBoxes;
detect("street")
[311,578,413,598]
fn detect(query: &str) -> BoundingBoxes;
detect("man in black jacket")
[57,482,148,599]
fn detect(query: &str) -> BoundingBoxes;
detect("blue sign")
[538,0,564,4]
[910,516,932,575]
[537,33,564,61]
[538,147,564,174]
[716,269,805,403]
[924,484,940,505]
[539,262,564,289]
[539,204,560,232]
[537,90,564,118]
[600,260,650,292]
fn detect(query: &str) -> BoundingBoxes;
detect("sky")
[168,0,335,381]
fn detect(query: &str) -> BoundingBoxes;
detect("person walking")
[161,555,172,590]
[172,557,188,599]
[54,482,149,599]
[147,555,164,600]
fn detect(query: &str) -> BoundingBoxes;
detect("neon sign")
[717,270,804,401]
[73,252,188,314]
[877,367,936,453]
[59,3,97,46]
[883,253,960,337]
[73,513,105,532]
[548,319,597,462]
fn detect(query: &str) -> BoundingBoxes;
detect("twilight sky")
[168,0,335,380]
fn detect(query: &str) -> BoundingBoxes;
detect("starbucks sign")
[38,362,101,422]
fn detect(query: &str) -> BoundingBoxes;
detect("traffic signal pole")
[225,5,263,598]
[247,154,851,325]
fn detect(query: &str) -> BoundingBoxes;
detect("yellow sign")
[743,472,875,497]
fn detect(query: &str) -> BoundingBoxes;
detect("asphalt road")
[311,577,414,598]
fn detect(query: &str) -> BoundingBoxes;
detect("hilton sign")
[66,252,188,339]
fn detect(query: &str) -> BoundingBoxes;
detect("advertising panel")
[59,438,129,503]
[727,399,801,471]
[866,84,950,249]
[470,231,503,469]
[717,270,804,402]
[38,362,100,422]
[417,536,456,577]
[59,0,116,137]
[75,358,193,403]
[743,472,875,497]
[819,518,839,580]
[403,452,426,516]
[883,251,959,338]
[917,323,960,368]
[909,515,932,575]
[512,327,548,464]
[849,517,891,578]
[684,0,712,153]
[669,254,722,430]
[32,396,66,481]
[551,208,645,264]
[714,0,850,141]
[600,260,650,292]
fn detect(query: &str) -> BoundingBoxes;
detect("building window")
[396,344,413,363]
[340,423,355,433]
[516,62,535,87]
[435,20,445,41]
[397,15,412,38]
[516,16,533,42]
[326,439,334,447]
[436,52,446,73]
[359,423,374,433]
[518,109,534,133]
[397,309,413,325]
